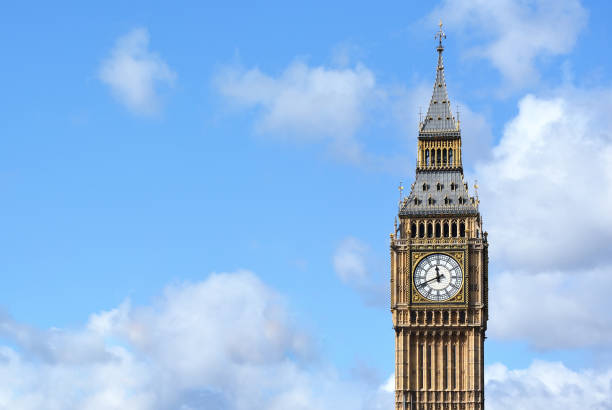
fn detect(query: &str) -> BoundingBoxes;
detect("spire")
[420,21,457,134]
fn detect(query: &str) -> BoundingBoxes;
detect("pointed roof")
[420,22,458,134]
[399,170,478,216]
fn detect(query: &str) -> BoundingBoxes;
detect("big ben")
[390,23,488,410]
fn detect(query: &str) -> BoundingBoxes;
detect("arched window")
[437,149,442,166]
[414,197,419,205]
[436,182,442,191]
[431,149,435,166]
[411,223,417,238]
[435,222,441,237]
[443,222,449,237]
[427,223,433,238]
[460,222,466,237]
[422,183,428,191]
[443,148,447,165]
[419,223,425,238]
[451,222,457,237]
[425,149,430,166]
[428,197,435,205]
[449,149,453,166]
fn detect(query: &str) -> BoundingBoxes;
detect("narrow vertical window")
[443,148,447,165]
[411,223,417,238]
[451,345,456,390]
[437,149,442,166]
[425,150,430,166]
[427,223,433,238]
[419,344,424,390]
[449,149,453,166]
[435,222,441,237]
[451,222,457,237]
[444,222,449,237]
[443,344,448,390]
[427,345,432,390]
[460,222,466,237]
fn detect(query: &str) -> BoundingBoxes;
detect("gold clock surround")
[410,250,467,306]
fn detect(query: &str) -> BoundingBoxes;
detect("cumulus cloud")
[0,271,392,410]
[215,61,377,162]
[472,86,612,349]
[333,237,386,307]
[478,89,612,271]
[431,0,588,89]
[99,28,176,115]
[489,267,612,349]
[486,361,612,409]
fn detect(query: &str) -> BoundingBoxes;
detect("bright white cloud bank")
[433,0,588,88]
[3,269,611,409]
[99,28,176,115]
[486,361,612,410]
[478,88,612,349]
[0,271,392,410]
[479,90,612,270]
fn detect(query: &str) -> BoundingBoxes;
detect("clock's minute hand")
[417,273,445,288]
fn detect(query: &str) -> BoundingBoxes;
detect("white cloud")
[474,87,612,348]
[381,360,612,410]
[486,361,612,410]
[490,267,612,349]
[432,0,588,89]
[0,271,392,410]
[215,61,377,162]
[333,237,370,284]
[333,237,387,307]
[99,28,176,115]
[478,89,612,271]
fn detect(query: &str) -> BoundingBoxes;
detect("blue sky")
[2,1,612,409]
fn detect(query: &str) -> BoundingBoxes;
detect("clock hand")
[417,273,445,288]
[435,266,441,282]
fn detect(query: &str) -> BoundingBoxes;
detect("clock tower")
[390,24,488,410]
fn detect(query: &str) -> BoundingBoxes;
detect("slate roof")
[400,171,478,216]
[419,44,457,134]
[400,29,478,217]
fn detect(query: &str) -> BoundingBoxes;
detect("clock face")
[413,253,463,301]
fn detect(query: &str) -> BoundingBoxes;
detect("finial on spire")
[435,20,446,50]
